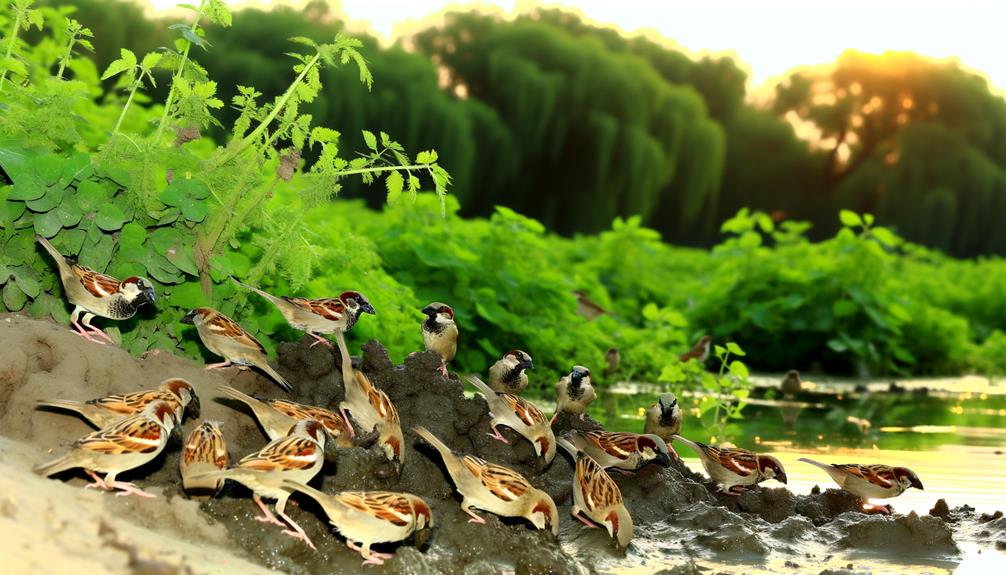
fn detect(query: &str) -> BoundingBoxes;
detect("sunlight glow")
[145,0,1006,94]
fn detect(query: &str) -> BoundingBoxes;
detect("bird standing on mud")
[421,302,458,377]
[413,426,558,536]
[180,420,229,499]
[798,458,923,514]
[217,384,352,446]
[36,377,198,428]
[339,370,404,468]
[35,234,156,344]
[232,279,375,349]
[674,435,787,495]
[565,430,674,472]
[466,374,556,464]
[644,393,682,442]
[679,335,712,364]
[557,437,633,549]
[552,365,597,424]
[181,307,291,391]
[488,349,534,394]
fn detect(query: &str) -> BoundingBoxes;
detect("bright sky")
[146,0,1006,92]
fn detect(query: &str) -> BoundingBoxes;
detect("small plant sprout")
[102,49,162,135]
[0,0,43,91]
[55,17,93,81]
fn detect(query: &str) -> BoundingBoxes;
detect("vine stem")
[55,37,75,80]
[154,0,207,144]
[112,81,140,134]
[0,16,21,92]
[211,52,321,168]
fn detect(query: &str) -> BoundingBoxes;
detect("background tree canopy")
[45,0,1006,256]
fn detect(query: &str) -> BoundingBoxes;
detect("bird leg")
[277,509,316,550]
[463,507,487,524]
[307,332,333,348]
[71,319,106,345]
[252,495,286,527]
[574,511,598,528]
[340,408,356,440]
[722,485,746,497]
[84,470,110,490]
[486,425,510,444]
[347,541,391,566]
[81,314,115,344]
[438,358,449,378]
[204,360,233,370]
[108,480,157,498]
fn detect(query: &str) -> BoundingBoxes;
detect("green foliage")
[0,0,451,361]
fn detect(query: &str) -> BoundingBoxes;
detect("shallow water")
[534,373,1006,573]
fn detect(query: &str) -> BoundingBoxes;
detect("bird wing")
[266,400,350,438]
[237,434,320,471]
[497,393,547,426]
[86,389,164,415]
[587,432,639,460]
[72,264,122,297]
[75,416,164,455]
[336,492,414,527]
[577,455,623,511]
[205,313,267,354]
[462,455,531,502]
[706,446,759,477]
[182,422,228,469]
[835,464,895,488]
[283,297,345,322]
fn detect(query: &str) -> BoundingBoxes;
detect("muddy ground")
[0,314,989,574]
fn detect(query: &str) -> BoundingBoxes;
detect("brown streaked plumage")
[557,437,633,548]
[799,458,923,505]
[217,384,352,447]
[421,302,458,377]
[340,370,404,467]
[181,307,291,391]
[566,430,675,471]
[180,420,228,499]
[36,377,198,429]
[466,374,556,464]
[675,435,787,494]
[679,335,712,364]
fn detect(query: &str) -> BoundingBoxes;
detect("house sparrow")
[488,350,534,394]
[421,302,458,377]
[36,378,198,429]
[180,420,228,499]
[643,393,682,442]
[604,347,620,377]
[413,426,558,536]
[34,399,177,498]
[180,307,291,392]
[36,234,156,344]
[551,366,596,424]
[191,419,327,549]
[674,435,787,494]
[564,430,674,472]
[232,279,374,348]
[217,384,352,447]
[798,458,923,513]
[282,480,432,566]
[573,290,607,320]
[556,437,632,548]
[781,370,803,396]
[679,335,712,364]
[340,370,404,468]
[465,374,555,465]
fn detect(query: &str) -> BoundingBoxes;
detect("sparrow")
[34,399,177,498]
[565,430,674,472]
[36,377,198,429]
[604,347,620,377]
[466,374,556,464]
[573,290,607,320]
[488,350,534,394]
[180,307,291,392]
[232,278,375,348]
[551,366,596,424]
[421,302,458,377]
[556,437,633,548]
[191,419,327,549]
[781,370,803,396]
[36,234,156,344]
[798,458,923,513]
[217,384,352,447]
[413,426,558,536]
[180,420,228,499]
[282,480,432,566]
[680,335,712,364]
[674,435,787,494]
[643,393,682,442]
[340,370,404,467]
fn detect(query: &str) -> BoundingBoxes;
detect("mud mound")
[0,314,974,574]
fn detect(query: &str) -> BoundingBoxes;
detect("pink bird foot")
[205,361,233,370]
[464,508,486,524]
[108,481,156,498]
[308,332,333,348]
[72,321,106,345]
[253,496,286,527]
[575,513,598,528]
[486,426,510,444]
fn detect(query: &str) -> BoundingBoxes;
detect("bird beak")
[911,477,924,490]
[523,360,535,371]
[421,305,435,317]
[777,472,789,485]
[180,310,197,324]
[143,287,157,304]
[656,451,673,467]
[361,302,376,315]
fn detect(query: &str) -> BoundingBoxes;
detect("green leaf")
[76,180,112,210]
[3,282,27,311]
[698,395,718,416]
[181,197,208,222]
[713,344,727,358]
[8,180,45,201]
[25,186,64,212]
[141,52,163,70]
[728,360,749,380]
[166,280,209,308]
[839,210,863,228]
[385,171,403,205]
[863,213,875,226]
[832,299,858,318]
[95,203,128,231]
[361,130,377,151]
[119,222,147,248]
[33,210,63,237]
[101,57,132,80]
[725,342,746,357]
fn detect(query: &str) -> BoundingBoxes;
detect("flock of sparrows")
[30,234,926,564]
